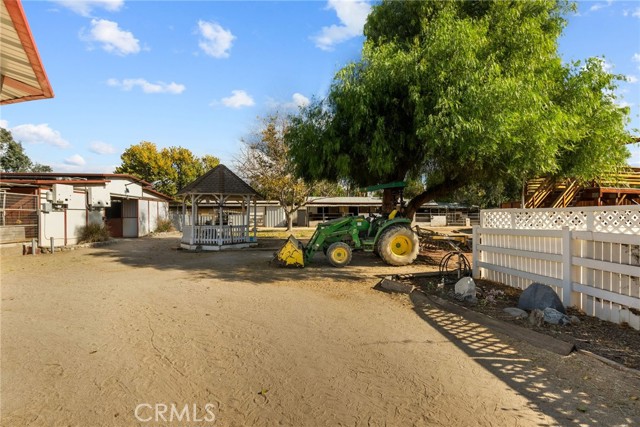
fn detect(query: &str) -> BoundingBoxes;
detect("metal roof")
[305,197,381,206]
[177,164,260,197]
[1,0,53,105]
[0,172,174,201]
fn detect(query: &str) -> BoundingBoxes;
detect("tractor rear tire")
[378,226,419,266]
[326,242,353,268]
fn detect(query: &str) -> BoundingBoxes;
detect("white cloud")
[633,53,640,63]
[595,57,614,73]
[84,19,140,55]
[0,119,8,129]
[10,123,70,148]
[312,0,371,51]
[64,154,86,166]
[53,0,124,17]
[220,90,255,108]
[270,93,311,110]
[197,20,235,58]
[291,93,311,108]
[633,7,640,18]
[628,147,640,167]
[614,99,632,109]
[89,141,116,154]
[107,78,185,94]
[589,1,612,12]
[626,75,638,84]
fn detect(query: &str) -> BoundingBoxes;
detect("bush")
[78,223,110,243]
[155,218,174,233]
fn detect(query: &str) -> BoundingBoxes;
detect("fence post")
[472,226,480,279]
[31,238,37,256]
[50,237,55,254]
[562,226,572,307]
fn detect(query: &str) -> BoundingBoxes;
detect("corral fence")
[473,206,640,330]
[415,211,480,227]
[0,191,38,244]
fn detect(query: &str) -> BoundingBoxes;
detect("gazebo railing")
[183,225,252,246]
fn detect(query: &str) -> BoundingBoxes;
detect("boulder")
[543,307,571,326]
[454,277,476,299]
[503,307,528,319]
[518,282,566,314]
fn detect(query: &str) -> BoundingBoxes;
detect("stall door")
[122,199,138,237]
[105,199,123,237]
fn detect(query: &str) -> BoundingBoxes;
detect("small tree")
[115,141,220,197]
[236,113,335,231]
[1,128,52,172]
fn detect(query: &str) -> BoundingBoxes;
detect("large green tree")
[287,0,632,217]
[1,127,52,172]
[236,113,337,231]
[115,141,219,196]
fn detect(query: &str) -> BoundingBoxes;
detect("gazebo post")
[218,194,223,247]
[190,194,195,246]
[253,197,257,240]
[245,195,250,242]
[181,196,185,231]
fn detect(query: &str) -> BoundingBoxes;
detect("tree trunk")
[382,189,396,214]
[405,179,464,220]
[285,210,293,231]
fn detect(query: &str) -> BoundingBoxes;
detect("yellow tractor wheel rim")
[390,235,412,256]
[331,247,348,262]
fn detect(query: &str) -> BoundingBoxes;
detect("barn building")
[0,173,172,247]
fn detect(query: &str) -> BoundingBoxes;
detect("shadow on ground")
[85,234,399,285]
[408,292,639,426]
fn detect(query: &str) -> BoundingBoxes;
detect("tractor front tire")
[326,242,353,268]
[378,226,419,266]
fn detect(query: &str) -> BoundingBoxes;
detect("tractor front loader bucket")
[273,235,306,268]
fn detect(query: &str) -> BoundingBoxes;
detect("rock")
[543,307,571,325]
[378,278,415,294]
[529,309,544,327]
[570,315,581,325]
[503,307,528,319]
[518,282,566,314]
[454,277,476,299]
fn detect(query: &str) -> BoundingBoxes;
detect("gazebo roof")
[177,164,260,197]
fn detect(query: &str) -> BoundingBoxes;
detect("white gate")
[473,206,640,329]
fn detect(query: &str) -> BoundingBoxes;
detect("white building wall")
[264,206,286,227]
[138,199,149,237]
[34,181,169,246]
[123,199,138,238]
[66,190,88,245]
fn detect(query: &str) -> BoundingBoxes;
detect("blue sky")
[2,0,639,173]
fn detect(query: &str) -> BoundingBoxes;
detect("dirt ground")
[412,274,640,371]
[1,232,639,426]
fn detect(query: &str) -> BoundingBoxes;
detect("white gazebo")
[177,164,260,251]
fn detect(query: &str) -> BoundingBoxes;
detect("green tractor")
[274,182,419,268]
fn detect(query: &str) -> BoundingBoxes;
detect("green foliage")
[287,0,632,215]
[155,218,174,233]
[78,223,110,243]
[452,180,521,209]
[114,141,220,196]
[0,128,53,172]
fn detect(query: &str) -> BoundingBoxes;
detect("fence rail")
[182,225,251,246]
[0,192,38,243]
[473,206,640,330]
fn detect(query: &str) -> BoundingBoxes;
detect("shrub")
[78,223,110,243]
[155,218,174,233]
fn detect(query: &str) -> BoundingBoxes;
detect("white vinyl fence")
[473,206,640,330]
